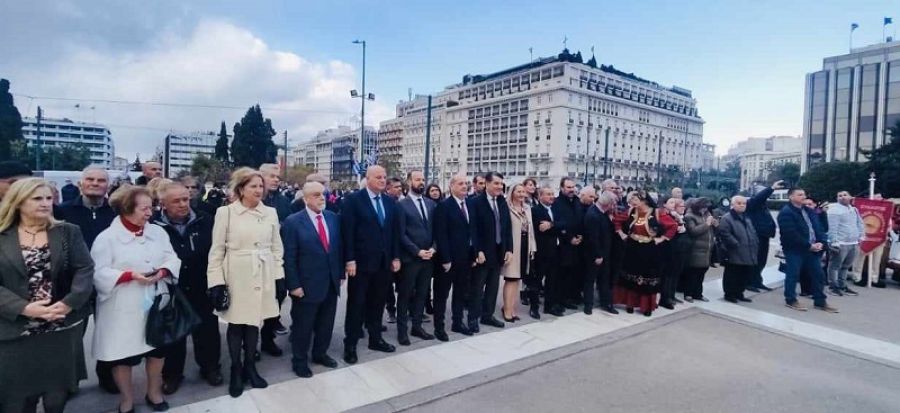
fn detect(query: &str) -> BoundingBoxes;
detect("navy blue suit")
[433,196,478,329]
[340,189,401,346]
[283,209,343,368]
[469,193,513,323]
[777,204,828,306]
[396,195,436,336]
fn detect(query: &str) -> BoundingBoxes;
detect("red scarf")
[120,216,144,237]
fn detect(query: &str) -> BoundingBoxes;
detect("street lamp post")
[351,39,374,183]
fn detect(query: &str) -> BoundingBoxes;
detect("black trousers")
[748,237,770,288]
[385,278,397,316]
[289,288,337,368]
[397,259,433,334]
[261,281,287,343]
[433,263,470,330]
[683,266,708,299]
[472,259,501,324]
[568,259,586,302]
[661,245,685,304]
[344,267,391,347]
[162,289,221,379]
[723,264,754,299]
[583,260,612,308]
[534,258,560,310]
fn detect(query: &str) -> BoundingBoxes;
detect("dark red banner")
[853,198,894,254]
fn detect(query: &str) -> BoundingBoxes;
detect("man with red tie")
[282,182,344,378]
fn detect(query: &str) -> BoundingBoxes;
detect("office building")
[21,117,115,168]
[162,131,218,177]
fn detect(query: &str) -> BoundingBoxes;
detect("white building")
[436,49,708,187]
[802,40,900,172]
[724,136,802,190]
[162,131,219,178]
[21,117,115,168]
[308,127,350,182]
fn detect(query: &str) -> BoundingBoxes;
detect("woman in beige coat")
[207,168,284,398]
[500,183,537,322]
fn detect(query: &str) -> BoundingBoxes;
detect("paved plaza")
[67,253,900,413]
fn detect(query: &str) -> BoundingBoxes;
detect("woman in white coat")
[207,167,284,398]
[92,185,180,413]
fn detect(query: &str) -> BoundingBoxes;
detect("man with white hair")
[54,165,119,393]
[282,181,343,378]
[582,191,618,314]
[717,195,759,304]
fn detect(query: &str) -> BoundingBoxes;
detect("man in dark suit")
[582,191,619,315]
[552,178,583,311]
[283,182,343,377]
[469,171,513,331]
[530,187,561,318]
[396,170,437,345]
[434,174,479,339]
[341,165,401,364]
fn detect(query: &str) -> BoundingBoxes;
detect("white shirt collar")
[305,207,324,222]
[452,195,466,205]
[366,188,381,199]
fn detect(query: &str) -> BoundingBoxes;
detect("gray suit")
[396,194,436,337]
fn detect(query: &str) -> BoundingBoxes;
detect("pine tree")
[231,105,276,168]
[214,121,230,162]
[0,79,25,161]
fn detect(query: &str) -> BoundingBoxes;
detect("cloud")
[3,15,393,160]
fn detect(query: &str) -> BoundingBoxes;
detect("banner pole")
[868,173,876,287]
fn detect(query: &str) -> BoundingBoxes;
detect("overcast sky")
[2,0,898,160]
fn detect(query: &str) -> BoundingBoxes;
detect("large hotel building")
[379,49,712,187]
[802,41,900,172]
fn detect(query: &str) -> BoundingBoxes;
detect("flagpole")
[867,173,876,288]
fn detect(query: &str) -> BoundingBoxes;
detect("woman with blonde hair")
[499,183,536,322]
[0,178,95,413]
[207,167,284,398]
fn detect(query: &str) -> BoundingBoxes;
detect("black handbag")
[146,280,202,348]
[208,207,232,312]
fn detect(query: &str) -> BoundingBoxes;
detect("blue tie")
[374,195,385,226]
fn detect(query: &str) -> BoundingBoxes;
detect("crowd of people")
[0,158,897,412]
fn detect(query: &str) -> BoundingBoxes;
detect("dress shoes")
[411,327,435,340]
[343,347,358,364]
[673,297,684,304]
[434,329,450,342]
[144,396,169,412]
[481,317,505,328]
[583,307,593,315]
[724,297,738,304]
[368,338,396,353]
[643,310,652,317]
[261,340,283,357]
[625,307,634,314]
[756,285,773,292]
[745,287,761,293]
[545,306,565,317]
[397,333,411,346]
[563,301,579,310]
[452,323,473,336]
[162,376,183,395]
[529,307,541,320]
[293,365,313,378]
[202,369,224,386]
[737,297,752,303]
[659,301,675,310]
[312,355,339,368]
[602,305,619,315]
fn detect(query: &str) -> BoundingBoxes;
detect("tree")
[189,154,231,184]
[16,142,92,171]
[767,162,800,186]
[863,121,900,197]
[231,105,276,168]
[214,121,230,162]
[0,79,24,161]
[798,161,868,202]
[284,164,315,185]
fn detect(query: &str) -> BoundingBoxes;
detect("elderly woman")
[500,183,537,322]
[614,191,677,317]
[0,178,94,413]
[207,168,284,398]
[682,197,717,302]
[92,185,180,413]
